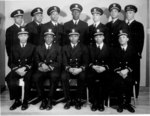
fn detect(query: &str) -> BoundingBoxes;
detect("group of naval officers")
[5,2,144,113]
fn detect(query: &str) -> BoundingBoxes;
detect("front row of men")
[6,27,136,113]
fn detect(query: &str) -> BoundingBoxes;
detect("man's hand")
[72,68,82,75]
[92,65,106,73]
[16,67,27,76]
[41,63,49,70]
[69,68,74,74]
[117,69,129,79]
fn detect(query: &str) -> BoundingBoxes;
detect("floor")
[0,87,150,115]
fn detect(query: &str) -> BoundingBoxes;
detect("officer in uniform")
[40,6,64,46]
[106,3,128,47]
[32,29,61,110]
[124,5,144,98]
[87,29,111,112]
[5,9,24,57]
[111,29,136,113]
[63,3,88,45]
[5,28,35,110]
[61,28,88,110]
[26,7,43,46]
[88,7,109,45]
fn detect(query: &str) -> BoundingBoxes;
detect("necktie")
[48,45,51,50]
[22,44,25,48]
[73,44,76,48]
[94,24,96,28]
[74,21,77,26]
[122,47,125,52]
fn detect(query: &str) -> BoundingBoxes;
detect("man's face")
[92,13,101,23]
[18,34,28,43]
[44,34,54,45]
[34,13,43,23]
[14,15,23,25]
[126,11,135,21]
[72,10,81,20]
[94,35,104,44]
[69,34,79,44]
[50,11,59,22]
[110,9,119,19]
[119,35,129,45]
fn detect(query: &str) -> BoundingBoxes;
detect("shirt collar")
[51,21,58,26]
[96,42,104,49]
[35,21,41,26]
[93,21,100,27]
[45,43,52,49]
[73,19,79,24]
[15,23,21,28]
[112,18,118,23]
[127,19,135,25]
[71,43,78,48]
[20,43,27,47]
[121,44,128,50]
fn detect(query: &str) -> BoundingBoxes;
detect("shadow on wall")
[24,10,32,25]
[0,13,6,89]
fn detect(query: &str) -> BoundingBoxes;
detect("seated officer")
[61,28,88,110]
[111,29,136,113]
[87,29,111,112]
[32,29,61,110]
[5,28,35,110]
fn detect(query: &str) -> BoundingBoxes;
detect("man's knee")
[61,71,69,81]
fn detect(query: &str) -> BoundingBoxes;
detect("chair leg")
[107,96,110,107]
[19,78,24,102]
[133,85,136,107]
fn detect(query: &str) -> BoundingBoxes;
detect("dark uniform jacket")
[63,20,88,45]
[8,43,35,71]
[35,43,61,71]
[127,20,144,58]
[62,43,89,71]
[5,24,21,57]
[106,19,128,47]
[88,23,109,45]
[40,21,64,46]
[112,45,136,74]
[26,21,43,46]
[89,43,111,71]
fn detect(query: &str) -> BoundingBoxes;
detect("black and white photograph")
[0,0,149,115]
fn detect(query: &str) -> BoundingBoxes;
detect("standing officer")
[32,29,61,110]
[124,5,144,98]
[40,6,64,46]
[111,29,136,113]
[26,7,43,46]
[88,7,109,45]
[61,28,88,110]
[106,3,128,47]
[5,9,24,57]
[87,29,111,112]
[63,3,88,45]
[5,28,35,110]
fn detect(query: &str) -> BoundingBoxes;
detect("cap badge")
[94,8,96,12]
[72,29,75,32]
[37,9,40,12]
[113,4,116,7]
[21,28,25,32]
[75,5,78,8]
[48,29,52,32]
[54,7,57,10]
[18,10,21,14]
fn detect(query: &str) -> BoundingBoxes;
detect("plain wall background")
[3,0,148,86]
[0,0,6,90]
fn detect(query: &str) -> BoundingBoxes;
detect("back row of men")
[5,3,144,113]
